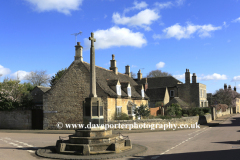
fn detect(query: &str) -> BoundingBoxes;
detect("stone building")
[208,83,239,113]
[135,69,208,108]
[43,42,148,129]
[31,86,51,108]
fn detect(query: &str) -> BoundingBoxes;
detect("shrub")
[199,110,205,116]
[134,103,150,118]
[114,112,130,120]
[183,114,188,117]
[155,101,163,107]
[202,107,211,114]
[182,109,189,115]
[166,103,182,116]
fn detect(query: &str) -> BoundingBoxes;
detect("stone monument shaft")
[89,32,97,97]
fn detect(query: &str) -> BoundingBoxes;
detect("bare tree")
[212,89,240,107]
[25,70,51,86]
[146,69,172,78]
[130,71,136,79]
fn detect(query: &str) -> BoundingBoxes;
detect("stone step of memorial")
[74,129,112,137]
[65,139,125,152]
[69,134,120,144]
[89,150,116,155]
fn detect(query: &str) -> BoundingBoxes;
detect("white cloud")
[155,0,184,9]
[174,73,227,81]
[232,17,240,23]
[123,1,148,14]
[112,9,160,31]
[154,2,173,9]
[175,0,185,6]
[132,1,148,10]
[223,21,229,28]
[10,70,31,81]
[131,65,137,68]
[173,74,185,79]
[25,0,83,15]
[232,76,240,81]
[198,73,227,81]
[0,65,11,77]
[156,62,165,69]
[84,26,147,50]
[153,23,221,40]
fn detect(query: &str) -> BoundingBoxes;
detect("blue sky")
[1,0,240,94]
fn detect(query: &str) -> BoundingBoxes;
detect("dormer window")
[116,85,121,96]
[141,89,144,98]
[127,87,131,97]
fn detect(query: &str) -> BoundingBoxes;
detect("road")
[0,114,239,160]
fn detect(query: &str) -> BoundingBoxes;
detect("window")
[127,87,131,97]
[116,85,121,96]
[170,90,174,97]
[116,106,122,116]
[127,105,136,116]
[141,89,144,98]
[200,89,202,98]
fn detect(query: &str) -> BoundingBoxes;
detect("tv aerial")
[71,31,82,45]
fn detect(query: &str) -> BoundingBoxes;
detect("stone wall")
[108,116,200,130]
[43,61,92,129]
[216,108,230,118]
[198,114,212,124]
[0,110,31,129]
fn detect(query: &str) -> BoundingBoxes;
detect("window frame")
[170,90,174,97]
[116,85,121,96]
[116,106,122,116]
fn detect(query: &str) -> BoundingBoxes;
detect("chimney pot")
[185,69,190,84]
[109,54,118,74]
[125,65,131,77]
[137,69,142,81]
[74,42,83,61]
[192,73,197,83]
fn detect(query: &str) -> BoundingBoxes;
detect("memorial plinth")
[84,97,104,125]
[56,129,132,155]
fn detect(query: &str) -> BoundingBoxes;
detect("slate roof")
[135,76,183,89]
[36,86,51,92]
[164,97,189,108]
[145,88,167,101]
[82,62,148,100]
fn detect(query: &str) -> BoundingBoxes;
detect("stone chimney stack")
[234,86,237,92]
[228,85,232,90]
[109,54,118,75]
[137,69,142,81]
[224,83,227,90]
[192,73,197,83]
[125,65,131,77]
[74,42,83,61]
[185,69,190,84]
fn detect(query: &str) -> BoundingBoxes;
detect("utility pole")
[71,31,82,45]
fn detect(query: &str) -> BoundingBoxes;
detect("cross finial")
[89,32,96,47]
